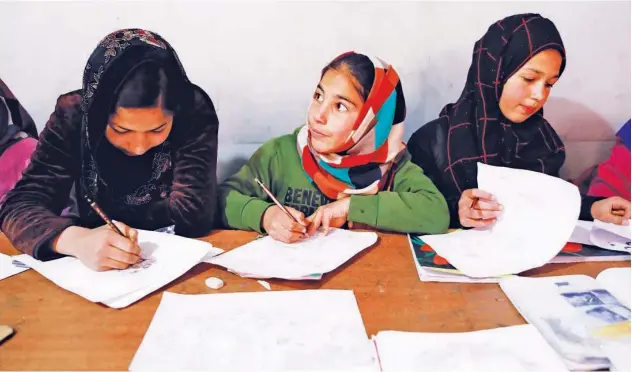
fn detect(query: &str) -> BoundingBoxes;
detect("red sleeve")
[588,139,631,201]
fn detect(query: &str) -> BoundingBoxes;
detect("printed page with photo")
[500,270,631,371]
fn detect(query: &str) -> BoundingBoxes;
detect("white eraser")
[205,277,224,290]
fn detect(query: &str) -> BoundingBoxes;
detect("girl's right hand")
[261,206,308,244]
[458,188,504,228]
[53,221,141,271]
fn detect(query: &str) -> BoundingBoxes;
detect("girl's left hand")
[306,198,350,236]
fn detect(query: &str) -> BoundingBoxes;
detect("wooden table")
[0,230,629,370]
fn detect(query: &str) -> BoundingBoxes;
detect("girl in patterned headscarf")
[0,29,220,271]
[220,52,449,243]
[407,13,630,228]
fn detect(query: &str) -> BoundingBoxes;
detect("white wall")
[0,1,629,180]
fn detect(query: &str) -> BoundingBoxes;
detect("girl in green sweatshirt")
[219,52,449,243]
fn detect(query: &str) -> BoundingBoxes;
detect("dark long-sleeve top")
[0,86,219,260]
[407,117,602,228]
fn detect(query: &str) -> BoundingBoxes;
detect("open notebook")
[15,230,223,308]
[500,268,631,371]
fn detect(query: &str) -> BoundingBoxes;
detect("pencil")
[86,197,126,236]
[254,178,305,226]
[85,197,142,258]
[611,208,626,217]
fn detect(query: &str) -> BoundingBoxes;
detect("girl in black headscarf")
[408,13,630,228]
[0,29,220,270]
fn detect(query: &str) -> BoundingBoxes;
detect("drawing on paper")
[126,256,157,274]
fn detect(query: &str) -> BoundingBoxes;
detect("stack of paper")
[209,229,378,280]
[373,325,568,372]
[0,253,30,280]
[421,163,580,278]
[500,273,631,370]
[413,266,506,283]
[129,290,377,371]
[14,230,222,308]
[407,234,510,283]
[557,220,630,263]
[407,231,627,284]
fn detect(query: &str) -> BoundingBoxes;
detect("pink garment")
[587,138,631,201]
[0,137,37,203]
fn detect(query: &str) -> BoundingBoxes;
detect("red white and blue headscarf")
[297,52,406,200]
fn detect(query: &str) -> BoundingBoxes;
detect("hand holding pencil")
[50,198,143,272]
[256,178,309,244]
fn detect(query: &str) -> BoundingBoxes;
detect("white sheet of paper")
[590,228,631,253]
[597,268,631,307]
[500,275,631,370]
[209,229,377,279]
[0,253,29,280]
[103,239,224,309]
[594,220,631,239]
[15,230,216,308]
[568,220,594,245]
[129,290,377,371]
[374,325,568,372]
[602,339,632,372]
[421,163,580,278]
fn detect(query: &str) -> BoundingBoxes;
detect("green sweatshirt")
[219,128,449,235]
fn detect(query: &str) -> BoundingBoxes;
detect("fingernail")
[499,205,504,211]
